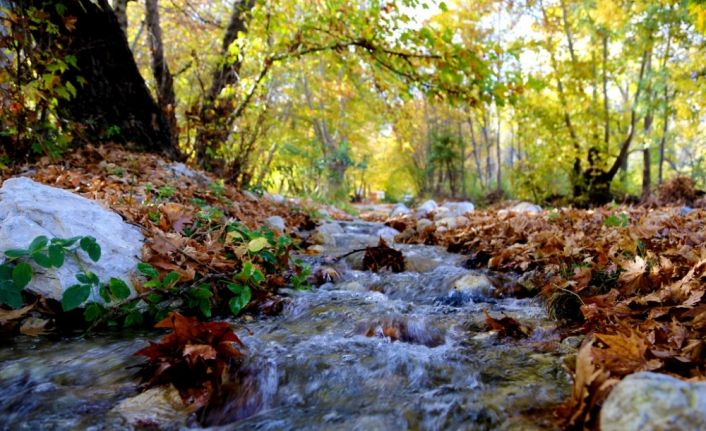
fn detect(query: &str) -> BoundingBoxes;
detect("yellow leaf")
[247,237,269,253]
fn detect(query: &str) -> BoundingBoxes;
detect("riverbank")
[368,198,706,429]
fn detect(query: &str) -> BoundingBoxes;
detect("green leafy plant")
[290,259,312,291]
[0,235,103,309]
[226,261,261,315]
[0,218,314,330]
[157,185,176,201]
[604,213,629,228]
[101,124,122,140]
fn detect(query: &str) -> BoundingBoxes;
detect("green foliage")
[0,3,78,161]
[62,284,91,312]
[290,259,312,291]
[0,235,102,309]
[79,236,101,262]
[604,213,629,228]
[0,218,312,329]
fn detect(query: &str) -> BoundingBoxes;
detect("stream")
[0,221,571,430]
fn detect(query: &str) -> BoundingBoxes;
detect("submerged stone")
[375,226,400,243]
[311,222,345,245]
[111,385,194,428]
[451,273,495,298]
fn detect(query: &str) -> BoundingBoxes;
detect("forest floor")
[361,193,706,428]
[2,147,706,428]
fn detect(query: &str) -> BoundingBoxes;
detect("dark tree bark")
[658,92,670,185]
[193,0,255,169]
[17,0,178,158]
[145,0,178,149]
[112,0,130,35]
[495,110,501,191]
[641,51,654,200]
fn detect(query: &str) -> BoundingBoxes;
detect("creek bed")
[0,221,571,430]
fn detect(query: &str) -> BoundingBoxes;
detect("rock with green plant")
[0,178,144,303]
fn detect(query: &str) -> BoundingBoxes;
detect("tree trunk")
[658,24,673,186]
[495,109,501,191]
[584,48,650,205]
[112,0,130,35]
[458,118,466,198]
[481,112,492,187]
[467,111,484,189]
[658,94,669,185]
[20,0,178,158]
[193,0,255,169]
[641,51,654,200]
[642,148,651,199]
[602,33,610,150]
[145,0,178,149]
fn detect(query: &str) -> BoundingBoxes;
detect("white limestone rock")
[389,203,411,218]
[264,215,286,232]
[443,201,475,217]
[242,190,259,201]
[416,199,438,216]
[376,226,400,243]
[164,162,211,186]
[416,218,434,232]
[265,193,285,204]
[0,177,144,303]
[508,202,542,214]
[311,222,345,245]
[436,216,470,230]
[600,372,706,431]
[450,273,495,298]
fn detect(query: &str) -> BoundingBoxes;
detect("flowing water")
[0,221,571,430]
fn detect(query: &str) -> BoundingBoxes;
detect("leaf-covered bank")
[375,198,706,429]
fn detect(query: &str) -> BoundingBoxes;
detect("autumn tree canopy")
[2,0,706,205]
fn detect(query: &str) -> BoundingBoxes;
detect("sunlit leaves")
[247,237,269,253]
[138,262,160,279]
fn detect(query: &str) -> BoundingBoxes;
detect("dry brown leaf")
[619,256,649,295]
[483,309,532,339]
[19,317,50,336]
[0,303,34,323]
[593,330,662,376]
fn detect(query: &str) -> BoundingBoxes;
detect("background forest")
[2,0,706,206]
